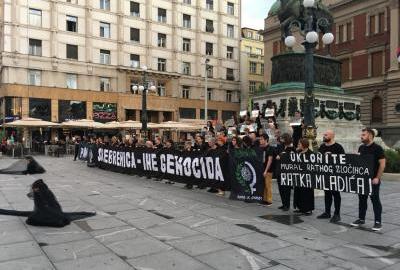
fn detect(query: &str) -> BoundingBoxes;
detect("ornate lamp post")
[282,0,334,146]
[204,58,211,123]
[131,66,156,139]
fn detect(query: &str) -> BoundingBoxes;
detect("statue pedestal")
[253,89,364,153]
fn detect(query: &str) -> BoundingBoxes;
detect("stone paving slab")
[0,156,399,270]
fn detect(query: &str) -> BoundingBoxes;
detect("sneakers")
[317,212,331,219]
[282,207,289,211]
[350,219,365,227]
[329,214,341,223]
[278,205,285,210]
[372,222,382,231]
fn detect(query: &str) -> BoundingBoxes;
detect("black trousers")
[278,178,291,208]
[358,182,382,223]
[73,145,79,160]
[324,191,341,215]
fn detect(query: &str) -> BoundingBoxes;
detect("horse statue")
[277,0,334,38]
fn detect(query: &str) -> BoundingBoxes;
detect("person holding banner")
[317,130,345,223]
[351,128,385,231]
[276,133,295,211]
[294,138,315,215]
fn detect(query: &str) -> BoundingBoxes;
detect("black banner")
[229,148,265,202]
[279,152,375,195]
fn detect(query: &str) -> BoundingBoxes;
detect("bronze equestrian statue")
[277,0,334,38]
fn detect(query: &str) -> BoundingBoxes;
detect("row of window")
[337,12,386,44]
[341,50,385,82]
[28,39,236,78]
[99,0,236,15]
[249,62,264,74]
[29,7,236,38]
[244,46,263,55]
[27,70,236,102]
[248,81,263,94]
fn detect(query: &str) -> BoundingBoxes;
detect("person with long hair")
[293,138,314,215]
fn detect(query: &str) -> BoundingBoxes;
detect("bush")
[385,149,400,173]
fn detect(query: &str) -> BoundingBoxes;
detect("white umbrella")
[60,119,105,129]
[101,121,122,129]
[155,121,199,131]
[3,118,59,128]
[119,120,158,129]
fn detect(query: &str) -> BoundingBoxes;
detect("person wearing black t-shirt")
[317,130,345,223]
[276,133,296,211]
[351,128,386,231]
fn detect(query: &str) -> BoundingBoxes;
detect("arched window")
[371,96,383,123]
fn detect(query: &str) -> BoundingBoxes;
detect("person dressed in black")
[293,138,314,215]
[73,136,81,161]
[193,134,208,189]
[351,128,386,231]
[291,111,303,148]
[276,133,296,211]
[317,130,345,223]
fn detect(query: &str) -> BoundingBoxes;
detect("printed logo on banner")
[230,148,264,202]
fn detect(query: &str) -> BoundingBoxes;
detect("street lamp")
[131,65,156,139]
[204,58,211,123]
[283,0,334,145]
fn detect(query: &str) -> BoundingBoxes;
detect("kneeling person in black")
[317,130,345,223]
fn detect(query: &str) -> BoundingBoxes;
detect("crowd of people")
[71,115,386,232]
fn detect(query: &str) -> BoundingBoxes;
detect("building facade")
[0,0,241,125]
[263,0,400,146]
[240,27,264,110]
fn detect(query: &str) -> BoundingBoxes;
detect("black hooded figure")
[0,179,95,227]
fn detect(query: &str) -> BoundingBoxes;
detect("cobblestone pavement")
[0,156,399,270]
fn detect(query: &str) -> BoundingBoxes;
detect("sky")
[242,0,275,30]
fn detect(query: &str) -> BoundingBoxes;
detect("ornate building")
[239,27,264,110]
[0,0,241,124]
[262,0,400,146]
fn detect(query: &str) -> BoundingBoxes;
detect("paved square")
[0,156,399,270]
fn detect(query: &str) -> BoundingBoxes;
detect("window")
[183,14,191,28]
[227,46,233,59]
[100,77,111,91]
[247,31,253,38]
[183,0,191,4]
[249,81,256,94]
[179,108,196,119]
[249,62,257,73]
[28,70,41,86]
[130,54,140,68]
[245,46,251,53]
[182,86,190,99]
[29,8,42,27]
[341,58,350,82]
[338,25,344,43]
[158,58,166,71]
[182,62,191,75]
[158,33,166,47]
[100,0,110,10]
[206,42,213,55]
[346,22,352,42]
[226,90,232,102]
[66,74,77,89]
[371,51,383,77]
[158,8,167,23]
[206,0,213,10]
[370,15,376,35]
[227,2,234,15]
[100,49,110,64]
[157,82,166,96]
[206,19,214,33]
[207,65,213,78]
[255,48,263,55]
[100,22,111,38]
[261,64,264,74]
[371,96,383,123]
[378,12,385,33]
[130,1,140,17]
[207,88,213,100]
[66,15,77,32]
[183,38,191,52]
[226,68,234,81]
[130,28,140,42]
[227,24,234,38]
[29,39,42,56]
[66,44,78,59]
